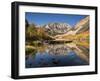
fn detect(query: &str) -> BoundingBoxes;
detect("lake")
[25,43,89,68]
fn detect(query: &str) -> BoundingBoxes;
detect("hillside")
[53,16,89,41]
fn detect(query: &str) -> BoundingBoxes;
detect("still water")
[25,43,89,68]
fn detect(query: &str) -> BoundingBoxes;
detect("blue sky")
[25,12,88,27]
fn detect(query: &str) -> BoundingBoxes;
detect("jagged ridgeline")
[25,16,89,42]
[43,23,71,36]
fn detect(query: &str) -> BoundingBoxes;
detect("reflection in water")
[25,43,89,68]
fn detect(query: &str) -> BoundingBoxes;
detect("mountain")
[66,16,89,35]
[74,16,89,34]
[26,16,89,43]
[53,16,89,40]
[44,23,72,36]
[43,16,89,38]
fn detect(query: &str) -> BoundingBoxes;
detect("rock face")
[44,23,71,36]
[51,16,89,40]
[43,16,89,36]
[62,16,90,35]
[74,16,89,34]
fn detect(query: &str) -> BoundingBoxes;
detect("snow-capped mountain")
[44,23,72,35]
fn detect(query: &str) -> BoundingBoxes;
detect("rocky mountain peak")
[44,22,72,35]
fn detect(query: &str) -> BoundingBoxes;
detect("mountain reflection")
[26,43,89,68]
